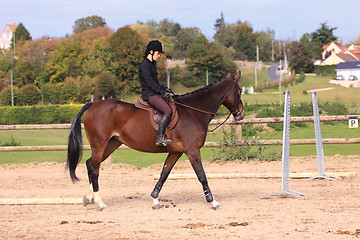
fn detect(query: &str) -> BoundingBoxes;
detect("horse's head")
[223,71,245,121]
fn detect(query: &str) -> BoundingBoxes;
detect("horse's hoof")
[211,199,221,210]
[212,204,221,210]
[83,196,93,206]
[152,204,163,210]
[99,205,108,211]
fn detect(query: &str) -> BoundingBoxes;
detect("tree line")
[0,14,339,106]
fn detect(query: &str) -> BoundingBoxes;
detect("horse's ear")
[226,72,232,78]
[234,71,241,83]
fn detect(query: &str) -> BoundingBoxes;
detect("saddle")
[135,96,179,131]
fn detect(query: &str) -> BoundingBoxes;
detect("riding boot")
[155,115,172,146]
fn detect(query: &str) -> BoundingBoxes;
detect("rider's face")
[152,51,161,61]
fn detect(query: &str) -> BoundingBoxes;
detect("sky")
[1,0,359,44]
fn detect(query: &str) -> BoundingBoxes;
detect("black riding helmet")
[145,40,165,55]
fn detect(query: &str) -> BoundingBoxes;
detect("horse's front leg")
[151,152,183,209]
[186,149,221,210]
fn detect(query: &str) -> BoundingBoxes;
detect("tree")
[234,21,256,60]
[11,22,32,49]
[214,13,236,48]
[158,19,181,37]
[173,27,199,59]
[82,39,112,77]
[78,75,96,102]
[45,40,84,82]
[187,34,235,83]
[96,71,117,99]
[0,86,19,106]
[17,37,63,85]
[41,82,61,104]
[61,77,79,104]
[288,41,314,74]
[108,26,145,94]
[302,22,338,59]
[255,28,275,62]
[13,60,36,87]
[19,84,41,105]
[73,15,106,34]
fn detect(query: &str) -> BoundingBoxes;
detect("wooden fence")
[0,115,359,152]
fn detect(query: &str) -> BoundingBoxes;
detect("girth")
[135,96,178,131]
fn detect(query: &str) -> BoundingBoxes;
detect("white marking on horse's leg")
[94,191,107,211]
[211,198,221,210]
[152,197,163,209]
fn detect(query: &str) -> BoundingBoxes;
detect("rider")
[139,40,174,146]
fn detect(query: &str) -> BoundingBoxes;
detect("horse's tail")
[66,102,93,183]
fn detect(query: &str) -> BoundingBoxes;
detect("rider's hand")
[165,87,174,94]
[163,91,173,99]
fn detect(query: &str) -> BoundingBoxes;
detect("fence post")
[306,92,338,181]
[261,90,305,199]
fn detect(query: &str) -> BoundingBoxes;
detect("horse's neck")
[177,80,229,117]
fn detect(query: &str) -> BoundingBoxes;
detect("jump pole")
[0,198,83,205]
[306,92,338,181]
[261,90,305,199]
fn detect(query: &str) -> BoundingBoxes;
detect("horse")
[67,71,245,211]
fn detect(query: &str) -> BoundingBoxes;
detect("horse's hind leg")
[151,152,183,209]
[83,157,95,206]
[86,138,122,211]
[186,149,220,210]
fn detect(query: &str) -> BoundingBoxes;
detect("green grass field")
[243,75,360,109]
[0,120,358,167]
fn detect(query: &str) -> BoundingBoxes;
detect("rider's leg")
[147,95,172,146]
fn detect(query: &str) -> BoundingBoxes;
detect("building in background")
[0,23,17,50]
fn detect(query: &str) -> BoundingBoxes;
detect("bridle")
[171,83,244,132]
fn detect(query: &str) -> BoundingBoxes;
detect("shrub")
[256,104,283,131]
[19,84,41,105]
[96,71,117,99]
[321,102,349,115]
[171,66,200,87]
[62,77,79,104]
[212,126,280,162]
[295,72,306,84]
[41,82,62,104]
[0,135,21,146]
[0,86,20,106]
[0,104,83,124]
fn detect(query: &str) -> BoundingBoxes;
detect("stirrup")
[155,136,172,146]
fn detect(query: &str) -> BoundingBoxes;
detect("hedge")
[0,104,84,124]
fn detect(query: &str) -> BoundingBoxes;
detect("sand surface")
[0,155,359,239]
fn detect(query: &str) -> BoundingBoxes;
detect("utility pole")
[206,68,209,86]
[279,59,282,105]
[271,40,274,62]
[11,31,15,107]
[166,69,170,88]
[255,45,259,87]
[284,55,288,76]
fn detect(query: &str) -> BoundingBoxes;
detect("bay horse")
[67,72,245,210]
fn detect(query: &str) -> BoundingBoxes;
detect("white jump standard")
[261,90,305,199]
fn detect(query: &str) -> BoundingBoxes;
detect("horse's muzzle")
[233,109,245,121]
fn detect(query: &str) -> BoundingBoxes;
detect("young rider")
[139,40,174,146]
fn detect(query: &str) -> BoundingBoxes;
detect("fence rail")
[0,115,359,152]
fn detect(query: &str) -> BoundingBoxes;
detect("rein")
[172,100,232,132]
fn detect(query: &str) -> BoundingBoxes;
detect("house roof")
[336,61,360,70]
[333,41,347,52]
[336,53,358,62]
[348,50,360,60]
[6,23,17,32]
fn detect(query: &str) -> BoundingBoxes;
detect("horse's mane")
[175,77,232,98]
